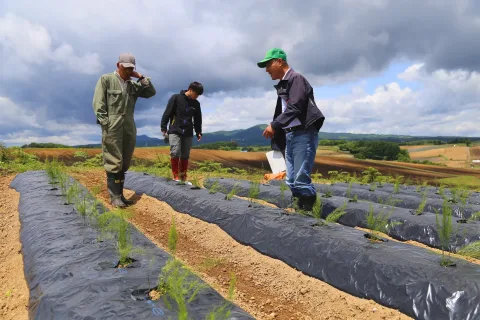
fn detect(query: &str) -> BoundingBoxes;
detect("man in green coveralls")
[92,53,156,207]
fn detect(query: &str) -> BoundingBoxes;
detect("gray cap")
[118,53,136,68]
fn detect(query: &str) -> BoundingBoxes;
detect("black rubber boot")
[288,196,301,210]
[107,172,126,208]
[299,194,317,212]
[120,172,134,206]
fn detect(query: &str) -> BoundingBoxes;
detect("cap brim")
[257,58,272,68]
[120,62,135,68]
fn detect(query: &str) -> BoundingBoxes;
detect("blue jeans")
[285,128,318,197]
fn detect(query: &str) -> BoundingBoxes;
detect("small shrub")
[312,195,323,220]
[225,184,239,201]
[326,201,347,223]
[66,182,80,205]
[366,204,400,242]
[322,186,333,198]
[415,192,428,215]
[328,171,339,183]
[362,167,381,184]
[248,181,260,203]
[434,199,456,267]
[74,153,103,167]
[73,151,89,160]
[279,182,288,208]
[209,180,220,194]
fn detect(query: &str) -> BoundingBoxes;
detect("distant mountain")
[73,124,480,148]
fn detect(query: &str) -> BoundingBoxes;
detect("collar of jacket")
[273,68,294,90]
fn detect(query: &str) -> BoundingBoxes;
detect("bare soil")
[71,168,411,320]
[471,146,480,159]
[0,176,28,320]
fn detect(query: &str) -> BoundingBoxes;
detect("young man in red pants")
[161,82,203,184]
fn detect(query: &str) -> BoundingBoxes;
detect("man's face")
[187,89,200,100]
[265,59,283,80]
[118,63,134,78]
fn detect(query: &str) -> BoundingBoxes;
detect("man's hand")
[262,125,275,139]
[197,133,203,142]
[162,130,167,137]
[131,71,143,78]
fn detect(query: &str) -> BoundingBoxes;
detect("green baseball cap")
[257,48,287,68]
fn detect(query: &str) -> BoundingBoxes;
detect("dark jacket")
[270,69,325,152]
[160,90,202,137]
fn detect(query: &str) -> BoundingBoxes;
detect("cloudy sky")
[1,0,480,146]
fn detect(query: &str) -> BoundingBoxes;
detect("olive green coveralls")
[92,72,156,205]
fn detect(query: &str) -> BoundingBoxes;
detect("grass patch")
[437,176,480,190]
[457,241,480,259]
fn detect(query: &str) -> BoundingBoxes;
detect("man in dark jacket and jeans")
[258,48,325,211]
[161,82,203,184]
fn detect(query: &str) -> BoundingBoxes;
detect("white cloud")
[183,63,480,137]
[0,96,39,129]
[318,64,480,136]
[0,13,102,78]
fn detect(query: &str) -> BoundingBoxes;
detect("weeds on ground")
[0,146,43,174]
[457,241,480,259]
[362,167,381,184]
[328,171,339,183]
[369,183,377,192]
[73,153,103,168]
[469,212,480,222]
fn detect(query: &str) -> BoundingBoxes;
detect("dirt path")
[71,169,411,320]
[0,175,28,320]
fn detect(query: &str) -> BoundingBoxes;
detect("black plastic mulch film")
[10,171,253,320]
[124,171,480,320]
[203,178,480,252]
[268,180,480,219]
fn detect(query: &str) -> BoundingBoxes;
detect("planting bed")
[72,169,412,320]
[266,180,480,219]
[204,178,480,252]
[126,172,480,320]
[11,171,253,319]
[330,181,480,203]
